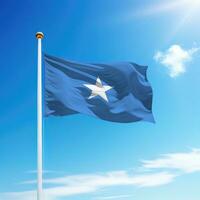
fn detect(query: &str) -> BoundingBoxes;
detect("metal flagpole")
[36,32,44,200]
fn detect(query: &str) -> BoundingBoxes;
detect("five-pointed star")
[84,77,112,102]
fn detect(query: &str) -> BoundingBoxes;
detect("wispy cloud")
[1,149,200,200]
[142,148,200,173]
[1,191,36,200]
[154,44,199,77]
[94,194,132,200]
[1,171,175,200]
[26,170,57,174]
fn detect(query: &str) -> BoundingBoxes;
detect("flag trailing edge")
[44,54,154,123]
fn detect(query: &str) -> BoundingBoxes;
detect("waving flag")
[44,54,154,123]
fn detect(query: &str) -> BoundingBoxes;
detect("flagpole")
[36,32,44,200]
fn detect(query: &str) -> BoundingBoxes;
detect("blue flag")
[44,54,154,123]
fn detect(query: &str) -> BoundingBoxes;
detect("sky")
[0,0,200,199]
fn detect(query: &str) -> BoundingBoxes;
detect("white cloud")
[43,171,174,187]
[0,171,175,200]
[154,44,199,77]
[2,149,200,200]
[26,170,56,174]
[94,194,132,200]
[142,149,200,173]
[0,191,36,200]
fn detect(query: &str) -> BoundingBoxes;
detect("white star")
[84,77,112,102]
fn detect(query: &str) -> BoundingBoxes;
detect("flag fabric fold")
[44,54,154,123]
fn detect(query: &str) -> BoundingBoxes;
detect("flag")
[44,54,154,123]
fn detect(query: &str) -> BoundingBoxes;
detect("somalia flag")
[44,54,154,123]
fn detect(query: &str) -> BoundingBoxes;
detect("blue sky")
[0,0,200,199]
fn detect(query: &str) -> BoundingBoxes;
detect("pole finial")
[36,32,44,39]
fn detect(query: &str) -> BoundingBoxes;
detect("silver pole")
[36,32,44,200]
